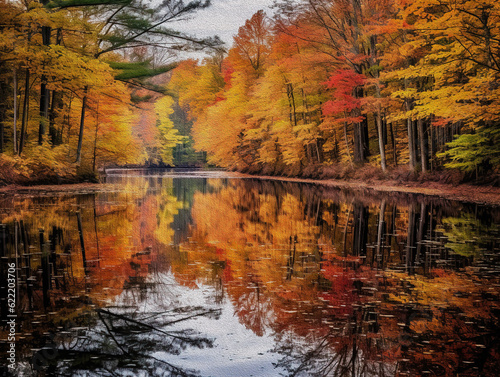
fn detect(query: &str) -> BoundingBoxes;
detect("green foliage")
[155,96,185,165]
[109,61,177,80]
[438,125,500,175]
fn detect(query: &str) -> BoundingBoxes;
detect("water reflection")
[1,171,499,376]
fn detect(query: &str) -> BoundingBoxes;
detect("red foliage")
[221,59,234,88]
[322,69,365,117]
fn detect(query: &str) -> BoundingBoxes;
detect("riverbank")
[1,170,499,206]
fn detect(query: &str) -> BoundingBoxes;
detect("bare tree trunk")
[429,122,434,171]
[418,118,429,173]
[408,118,419,170]
[39,24,51,145]
[19,41,30,155]
[49,28,64,146]
[13,67,18,154]
[353,121,365,163]
[376,110,387,171]
[75,87,88,164]
[64,92,73,144]
[390,121,397,166]
[344,120,353,165]
[287,83,297,127]
[93,101,99,172]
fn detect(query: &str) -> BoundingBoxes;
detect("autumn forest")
[1,0,500,184]
[2,2,500,376]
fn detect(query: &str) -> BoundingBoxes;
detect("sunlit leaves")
[155,96,184,165]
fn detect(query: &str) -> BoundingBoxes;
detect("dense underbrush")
[0,145,98,186]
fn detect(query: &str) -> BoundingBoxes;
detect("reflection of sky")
[111,271,286,377]
[172,0,275,60]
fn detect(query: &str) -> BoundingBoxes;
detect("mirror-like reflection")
[1,171,499,376]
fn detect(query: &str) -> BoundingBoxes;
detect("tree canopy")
[167,0,500,180]
[0,0,218,183]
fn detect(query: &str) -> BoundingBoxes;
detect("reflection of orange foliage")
[319,264,357,317]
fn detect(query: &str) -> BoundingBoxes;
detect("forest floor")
[1,174,499,206]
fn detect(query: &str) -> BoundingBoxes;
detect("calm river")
[0,170,499,376]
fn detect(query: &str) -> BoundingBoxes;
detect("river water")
[0,170,499,376]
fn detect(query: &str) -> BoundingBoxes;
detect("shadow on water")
[0,171,499,376]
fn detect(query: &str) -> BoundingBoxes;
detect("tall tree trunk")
[390,121,397,166]
[287,82,297,127]
[39,24,51,145]
[376,111,387,171]
[19,29,31,155]
[13,67,17,154]
[64,92,73,144]
[93,101,99,172]
[407,116,417,170]
[48,28,63,145]
[353,120,362,162]
[362,116,370,158]
[353,86,368,163]
[39,82,49,145]
[19,68,30,155]
[353,119,369,163]
[371,34,385,171]
[413,117,419,162]
[75,87,88,164]
[418,118,429,173]
[344,119,353,164]
[49,90,64,145]
[429,122,434,171]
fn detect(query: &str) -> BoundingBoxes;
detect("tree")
[323,69,366,164]
[230,10,272,78]
[154,95,184,165]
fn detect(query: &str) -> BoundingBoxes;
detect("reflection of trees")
[31,305,218,377]
[438,212,500,258]
[2,176,500,377]
[273,320,397,377]
[178,179,500,377]
[229,279,275,336]
[0,176,192,374]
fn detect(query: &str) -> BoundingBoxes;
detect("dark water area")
[0,170,499,376]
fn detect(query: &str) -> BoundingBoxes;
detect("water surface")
[1,170,499,376]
